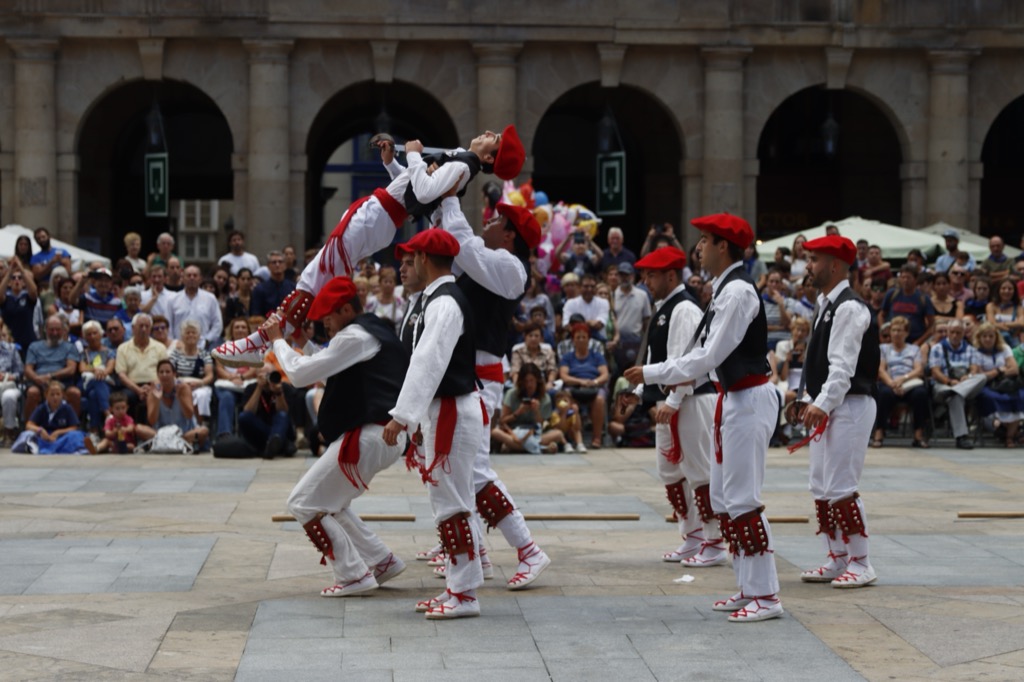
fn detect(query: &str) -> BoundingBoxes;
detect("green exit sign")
[596,152,626,216]
[145,153,169,217]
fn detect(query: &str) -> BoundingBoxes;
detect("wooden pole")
[523,513,640,521]
[271,514,415,523]
[958,511,1024,519]
[665,515,808,523]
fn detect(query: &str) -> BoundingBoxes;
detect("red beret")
[403,228,460,258]
[496,202,541,249]
[635,246,687,271]
[690,213,754,250]
[307,277,358,321]
[393,241,413,261]
[802,235,857,265]
[493,125,525,181]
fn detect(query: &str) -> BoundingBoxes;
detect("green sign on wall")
[145,153,169,217]
[596,152,626,216]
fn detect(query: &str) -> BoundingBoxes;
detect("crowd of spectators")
[7,220,1024,456]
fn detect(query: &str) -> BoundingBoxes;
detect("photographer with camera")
[554,227,601,277]
[238,366,294,459]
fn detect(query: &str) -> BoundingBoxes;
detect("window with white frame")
[177,200,219,262]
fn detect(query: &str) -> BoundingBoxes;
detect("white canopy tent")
[0,224,111,271]
[919,221,1020,260]
[754,216,1019,263]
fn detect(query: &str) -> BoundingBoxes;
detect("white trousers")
[287,424,402,583]
[710,382,780,597]
[297,196,401,294]
[424,394,485,593]
[471,378,532,550]
[656,393,717,539]
[191,385,212,418]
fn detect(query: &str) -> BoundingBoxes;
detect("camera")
[268,371,282,385]
[573,232,586,244]
[654,223,665,234]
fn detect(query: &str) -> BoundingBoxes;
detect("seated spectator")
[0,324,24,446]
[0,256,39,358]
[873,316,930,448]
[137,359,209,450]
[977,235,1012,284]
[239,369,293,459]
[213,317,261,437]
[774,316,810,401]
[595,282,620,363]
[15,381,90,454]
[558,323,609,449]
[94,392,137,454]
[509,322,558,391]
[103,316,127,351]
[930,272,964,327]
[972,322,1022,447]
[51,276,83,334]
[880,264,934,346]
[116,286,143,338]
[948,265,974,303]
[150,315,172,348]
[72,267,122,326]
[929,319,986,449]
[224,267,255,323]
[607,377,654,448]
[169,320,214,429]
[365,265,406,335]
[527,305,556,346]
[548,390,584,452]
[742,243,768,289]
[492,365,565,454]
[761,269,793,352]
[986,279,1024,348]
[518,274,555,339]
[78,320,117,435]
[115,312,168,422]
[963,276,991,324]
[24,315,81,421]
[562,273,609,341]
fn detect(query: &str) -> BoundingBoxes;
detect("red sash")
[475,363,504,384]
[337,420,390,490]
[320,188,408,276]
[422,397,457,485]
[786,416,829,454]
[712,375,771,464]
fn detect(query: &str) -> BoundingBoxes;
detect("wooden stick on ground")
[664,515,808,523]
[958,511,1024,519]
[271,514,415,523]
[523,513,640,521]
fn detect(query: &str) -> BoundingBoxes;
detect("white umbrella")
[919,221,1020,260]
[0,224,111,271]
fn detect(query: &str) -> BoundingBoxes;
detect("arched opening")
[77,80,233,261]
[305,81,459,250]
[532,83,684,254]
[981,95,1024,241]
[756,86,902,238]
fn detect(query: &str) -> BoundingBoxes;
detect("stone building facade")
[0,0,1022,260]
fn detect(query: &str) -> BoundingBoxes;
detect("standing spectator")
[611,262,650,369]
[558,323,609,450]
[168,265,223,347]
[907,249,929,274]
[24,315,81,420]
[639,223,683,258]
[146,232,178,271]
[854,239,869,269]
[860,244,892,289]
[928,319,985,449]
[141,265,174,319]
[597,227,637,271]
[78,320,117,435]
[873,316,929,448]
[164,256,185,292]
[123,232,146,274]
[14,235,33,269]
[218,229,261,275]
[250,251,295,317]
[972,322,1021,447]
[0,256,39,359]
[762,269,794,351]
[0,324,24,446]
[789,234,808,282]
[29,227,72,289]
[977,236,1012,284]
[556,229,601,277]
[879,264,935,345]
[365,265,405,335]
[934,229,975,273]
[986,279,1024,347]
[282,245,299,281]
[103,317,127,351]
[948,265,974,303]
[743,244,768,289]
[114,313,168,420]
[169,319,214,428]
[562,273,610,340]
[209,265,232,320]
[72,267,122,325]
[553,272,579,330]
[224,268,255,322]
[930,272,964,326]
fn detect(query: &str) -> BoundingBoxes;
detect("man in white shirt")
[562,273,610,341]
[141,265,173,320]
[168,265,223,347]
[218,230,261,275]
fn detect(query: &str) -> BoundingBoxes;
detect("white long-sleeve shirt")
[654,285,706,410]
[389,275,466,429]
[167,289,223,348]
[810,279,871,414]
[643,261,757,388]
[272,325,380,389]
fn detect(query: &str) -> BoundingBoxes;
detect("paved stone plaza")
[0,443,1023,681]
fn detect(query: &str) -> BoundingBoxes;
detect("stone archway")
[305,80,459,249]
[756,86,902,238]
[531,82,684,254]
[981,95,1024,240]
[77,79,233,259]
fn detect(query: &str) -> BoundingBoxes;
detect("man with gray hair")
[598,226,637,271]
[146,232,178,271]
[115,312,168,420]
[168,265,222,347]
[927,318,985,449]
[251,250,295,317]
[24,315,81,420]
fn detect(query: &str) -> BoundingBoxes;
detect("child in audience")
[549,390,585,453]
[17,381,90,454]
[97,392,137,454]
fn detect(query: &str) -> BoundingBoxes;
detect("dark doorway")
[756,86,902,238]
[981,95,1024,241]
[531,83,684,255]
[77,80,233,258]
[305,81,459,250]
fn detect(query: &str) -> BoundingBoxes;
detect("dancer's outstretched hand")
[263,313,283,342]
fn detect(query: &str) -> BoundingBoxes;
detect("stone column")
[926,50,975,229]
[471,43,522,227]
[243,39,293,257]
[681,159,703,249]
[900,161,927,229]
[0,152,14,227]
[700,47,752,221]
[56,153,77,240]
[9,39,59,232]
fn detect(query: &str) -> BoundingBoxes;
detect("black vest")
[403,151,482,219]
[805,286,880,401]
[399,291,423,355]
[416,281,478,398]
[700,265,771,392]
[318,314,410,444]
[641,287,701,404]
[457,269,525,358]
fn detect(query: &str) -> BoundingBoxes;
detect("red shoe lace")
[374,553,397,578]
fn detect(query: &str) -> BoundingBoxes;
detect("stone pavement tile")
[168,601,258,632]
[396,670,552,682]
[534,633,641,660]
[545,658,657,682]
[249,613,346,639]
[0,564,49,595]
[0,607,127,636]
[108,576,198,592]
[147,630,249,674]
[251,596,349,621]
[24,562,126,594]
[343,650,444,670]
[392,633,538,654]
[443,650,547,669]
[0,650,128,682]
